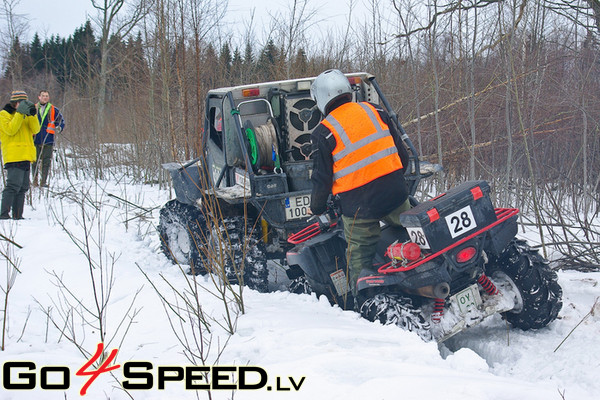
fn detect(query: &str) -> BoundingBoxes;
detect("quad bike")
[285,180,563,342]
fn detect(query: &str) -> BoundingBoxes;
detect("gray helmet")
[310,69,352,114]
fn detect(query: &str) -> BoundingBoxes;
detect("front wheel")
[486,239,562,330]
[158,200,206,270]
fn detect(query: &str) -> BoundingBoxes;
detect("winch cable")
[246,121,281,171]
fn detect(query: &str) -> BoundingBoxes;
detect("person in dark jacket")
[309,69,411,294]
[32,90,65,187]
[0,90,40,219]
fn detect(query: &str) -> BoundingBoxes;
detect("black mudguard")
[485,214,518,256]
[286,228,348,296]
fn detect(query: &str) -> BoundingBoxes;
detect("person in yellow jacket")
[0,90,40,219]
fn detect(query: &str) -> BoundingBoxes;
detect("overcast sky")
[19,0,93,38]
[19,0,368,41]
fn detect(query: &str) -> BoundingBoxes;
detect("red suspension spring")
[432,298,445,323]
[477,274,499,295]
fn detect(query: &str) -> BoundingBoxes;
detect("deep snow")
[0,176,598,400]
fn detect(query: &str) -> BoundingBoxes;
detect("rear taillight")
[388,242,422,261]
[242,88,260,97]
[456,246,477,263]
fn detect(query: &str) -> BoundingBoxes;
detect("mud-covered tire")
[208,216,269,293]
[288,276,312,295]
[158,200,206,271]
[486,239,562,330]
[360,294,432,341]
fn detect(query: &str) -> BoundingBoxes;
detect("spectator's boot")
[0,192,14,220]
[12,205,24,220]
[12,194,25,220]
[40,169,49,187]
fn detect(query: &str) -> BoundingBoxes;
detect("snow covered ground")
[0,175,598,400]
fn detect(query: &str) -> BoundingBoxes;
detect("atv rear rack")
[378,208,519,274]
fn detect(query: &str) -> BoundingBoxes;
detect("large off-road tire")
[486,239,562,330]
[208,216,269,293]
[360,294,432,341]
[158,200,206,270]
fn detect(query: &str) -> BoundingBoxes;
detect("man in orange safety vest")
[33,90,65,187]
[309,69,411,300]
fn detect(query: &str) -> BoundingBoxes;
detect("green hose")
[245,127,259,167]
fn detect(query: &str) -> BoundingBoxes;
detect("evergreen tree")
[257,39,280,81]
[203,44,218,88]
[231,47,243,85]
[107,32,127,99]
[219,42,232,79]
[43,35,67,86]
[69,21,99,88]
[294,48,308,76]
[125,32,148,87]
[30,33,44,72]
[4,36,28,84]
[243,41,254,81]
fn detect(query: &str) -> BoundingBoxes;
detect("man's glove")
[27,102,37,116]
[16,100,36,116]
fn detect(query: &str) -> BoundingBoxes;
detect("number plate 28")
[407,227,431,249]
[445,205,477,238]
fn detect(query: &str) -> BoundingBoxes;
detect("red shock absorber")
[432,298,445,323]
[477,274,499,295]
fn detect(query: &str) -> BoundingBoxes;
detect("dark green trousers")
[33,144,54,186]
[342,198,412,292]
[1,166,30,219]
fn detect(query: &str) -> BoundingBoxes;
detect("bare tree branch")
[389,0,505,40]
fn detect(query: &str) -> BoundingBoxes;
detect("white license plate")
[451,284,482,315]
[285,195,311,220]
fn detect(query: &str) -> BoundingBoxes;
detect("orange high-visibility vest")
[39,104,56,134]
[321,102,403,195]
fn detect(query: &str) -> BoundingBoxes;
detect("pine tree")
[294,48,308,76]
[4,36,27,84]
[231,47,243,85]
[69,21,99,88]
[204,44,219,88]
[257,39,280,81]
[219,42,232,81]
[243,41,255,81]
[125,32,148,88]
[30,33,44,72]
[44,35,67,87]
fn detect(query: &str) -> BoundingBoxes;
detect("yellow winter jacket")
[0,105,39,164]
